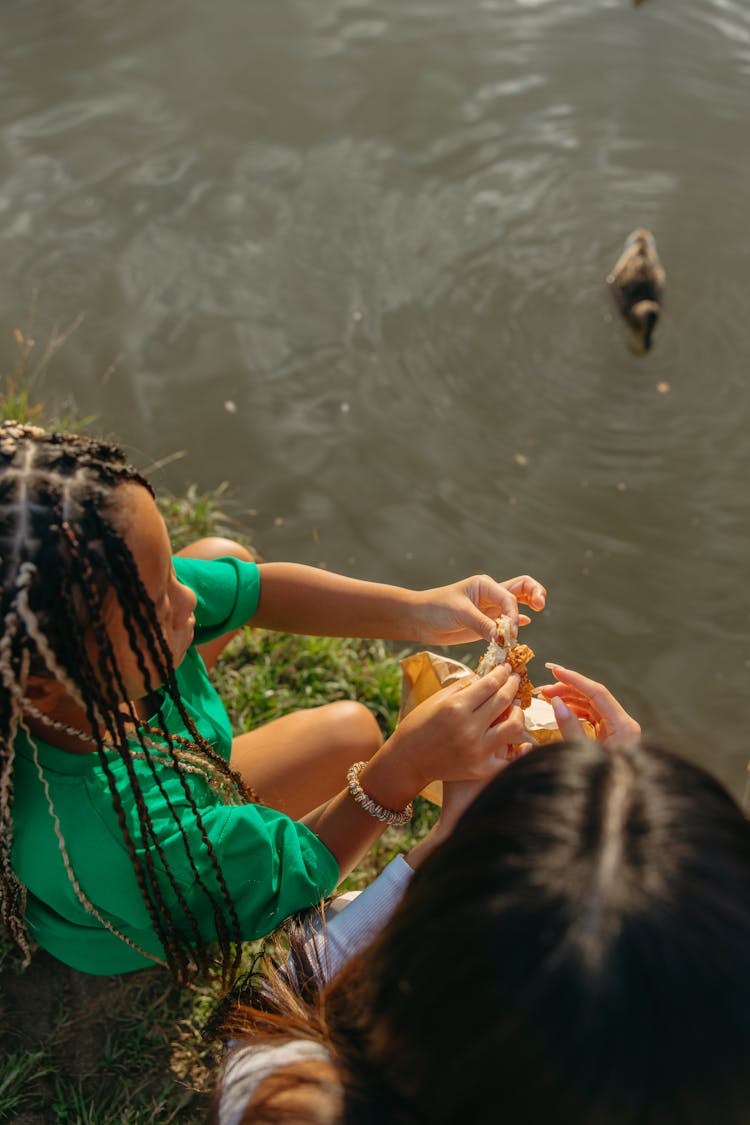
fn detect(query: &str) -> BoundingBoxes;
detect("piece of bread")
[475,615,514,677]
[476,616,534,709]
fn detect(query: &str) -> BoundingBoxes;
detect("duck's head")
[624,227,657,255]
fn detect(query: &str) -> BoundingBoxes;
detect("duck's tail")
[631,300,660,351]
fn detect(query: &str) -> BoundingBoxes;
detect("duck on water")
[607,228,666,353]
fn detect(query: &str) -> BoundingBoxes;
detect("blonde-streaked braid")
[0,613,31,961]
[24,712,169,970]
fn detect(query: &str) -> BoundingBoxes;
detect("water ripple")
[2,0,750,796]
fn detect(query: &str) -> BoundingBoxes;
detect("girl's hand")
[308,665,524,878]
[412,573,546,645]
[539,664,641,747]
[386,663,526,794]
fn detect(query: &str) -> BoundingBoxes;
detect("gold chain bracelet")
[346,760,414,827]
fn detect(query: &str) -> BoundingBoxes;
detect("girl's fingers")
[543,664,641,744]
[545,664,612,708]
[538,688,594,723]
[430,666,516,725]
[502,575,547,612]
[485,704,527,754]
[552,665,633,720]
[550,697,588,742]
[542,686,600,725]
[512,739,537,759]
[463,573,545,642]
[538,682,589,706]
[437,674,481,699]
[458,663,514,710]
[466,575,520,623]
[543,666,614,714]
[474,669,521,723]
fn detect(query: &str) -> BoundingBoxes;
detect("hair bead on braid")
[0,423,247,984]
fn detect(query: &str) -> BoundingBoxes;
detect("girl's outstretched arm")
[253,562,546,644]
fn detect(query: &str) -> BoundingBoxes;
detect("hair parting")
[211,741,750,1125]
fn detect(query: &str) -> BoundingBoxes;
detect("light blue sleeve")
[305,855,414,982]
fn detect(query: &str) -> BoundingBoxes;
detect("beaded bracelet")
[346,760,414,827]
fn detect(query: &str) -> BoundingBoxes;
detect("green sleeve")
[151,801,340,942]
[14,744,338,974]
[173,555,261,643]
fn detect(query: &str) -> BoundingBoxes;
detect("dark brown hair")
[217,740,750,1123]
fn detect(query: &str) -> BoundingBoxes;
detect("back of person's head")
[325,740,750,1124]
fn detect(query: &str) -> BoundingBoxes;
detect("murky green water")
[2,0,750,799]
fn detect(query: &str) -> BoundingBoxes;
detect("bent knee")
[176,536,255,564]
[329,700,383,756]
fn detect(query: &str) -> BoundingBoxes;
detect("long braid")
[70,547,198,978]
[0,613,31,961]
[102,522,248,795]
[91,512,244,980]
[23,533,185,970]
[24,715,168,970]
[16,550,188,975]
[0,423,250,983]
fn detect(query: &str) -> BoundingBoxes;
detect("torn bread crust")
[476,616,513,678]
[475,615,534,710]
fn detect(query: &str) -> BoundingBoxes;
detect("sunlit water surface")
[2,0,750,800]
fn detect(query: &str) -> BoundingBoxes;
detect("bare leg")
[230,701,383,819]
[175,536,254,671]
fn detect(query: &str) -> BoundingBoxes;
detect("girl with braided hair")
[0,422,546,982]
